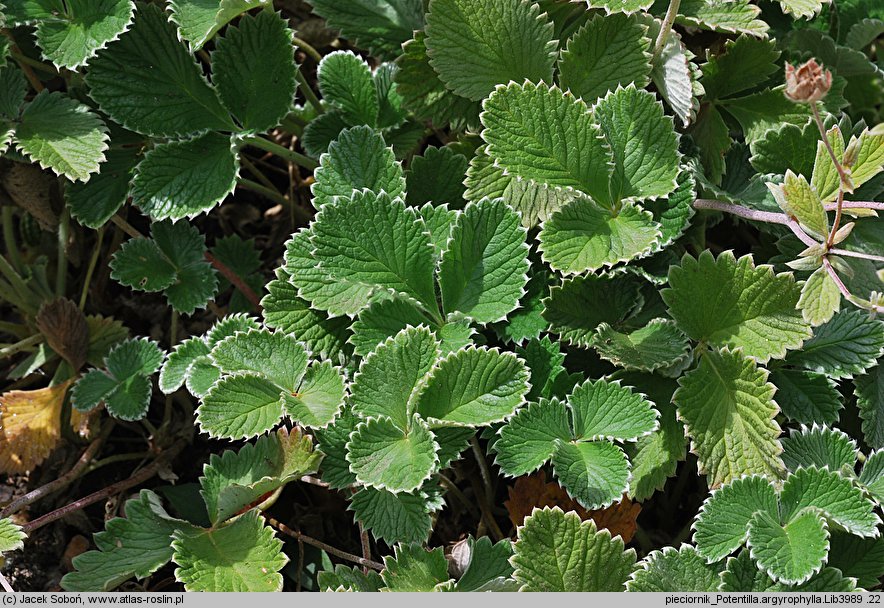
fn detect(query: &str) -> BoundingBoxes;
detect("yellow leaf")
[0,380,73,473]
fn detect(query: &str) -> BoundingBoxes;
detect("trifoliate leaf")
[211,328,307,393]
[425,0,556,102]
[14,91,108,182]
[67,146,140,229]
[439,198,529,324]
[413,347,530,427]
[405,146,468,208]
[627,545,723,591]
[481,82,613,202]
[200,428,321,525]
[349,298,432,358]
[86,3,232,137]
[312,126,404,208]
[785,310,884,380]
[770,369,842,425]
[551,439,630,510]
[211,10,296,132]
[172,510,287,592]
[350,326,439,429]
[131,131,238,220]
[311,191,439,319]
[284,229,378,318]
[779,467,881,537]
[511,507,637,591]
[349,487,432,545]
[593,85,680,201]
[544,274,642,348]
[394,32,480,131]
[539,198,662,274]
[675,348,786,488]
[110,220,217,315]
[663,251,810,362]
[558,13,651,103]
[674,0,768,37]
[827,533,884,590]
[304,0,424,61]
[318,51,378,127]
[380,544,450,592]
[494,399,571,476]
[197,374,285,439]
[285,361,345,428]
[799,267,842,327]
[781,426,857,474]
[61,490,193,591]
[748,509,829,585]
[0,518,25,553]
[692,475,779,562]
[568,378,657,442]
[593,319,691,375]
[168,0,269,51]
[347,415,438,492]
[858,366,884,449]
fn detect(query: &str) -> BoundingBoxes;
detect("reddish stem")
[204,252,263,313]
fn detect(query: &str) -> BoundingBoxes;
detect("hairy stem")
[693,199,791,225]
[826,201,884,211]
[111,214,144,239]
[236,177,291,208]
[829,248,884,263]
[291,37,323,64]
[295,69,324,116]
[0,333,43,359]
[266,516,385,571]
[652,0,681,63]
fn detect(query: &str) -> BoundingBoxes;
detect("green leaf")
[168,0,269,51]
[11,0,134,69]
[551,439,630,510]
[543,274,642,348]
[848,128,884,192]
[559,13,651,104]
[0,64,27,120]
[14,91,108,182]
[394,32,480,131]
[200,428,321,525]
[304,0,424,61]
[67,146,140,229]
[284,229,379,318]
[511,507,637,591]
[211,328,307,392]
[593,85,680,201]
[585,0,653,13]
[300,109,349,158]
[318,565,383,592]
[350,487,432,545]
[674,0,768,37]
[720,550,858,592]
[748,509,829,585]
[493,399,571,476]
[785,310,884,380]
[781,425,857,474]
[186,356,221,398]
[811,125,845,204]
[159,338,210,394]
[285,360,344,428]
[770,369,842,425]
[131,131,238,221]
[312,126,404,208]
[858,366,884,449]
[568,378,657,442]
[827,533,884,590]
[675,348,786,488]
[172,510,287,592]
[769,171,829,239]
[86,3,231,137]
[779,0,827,17]
[347,415,438,492]
[61,490,193,591]
[593,319,691,375]
[314,408,359,490]
[480,82,613,202]
[539,198,662,274]
[439,198,529,324]
[110,220,217,315]
[0,518,25,553]
[627,545,723,592]
[779,467,881,537]
[405,146,468,208]
[197,374,285,439]
[211,10,296,132]
[311,191,439,318]
[350,326,439,429]
[516,336,566,401]
[692,475,779,562]
[860,449,884,504]
[414,347,530,427]
[799,267,842,327]
[380,544,450,592]
[318,51,378,126]
[425,0,556,102]
[663,251,811,362]
[419,202,457,257]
